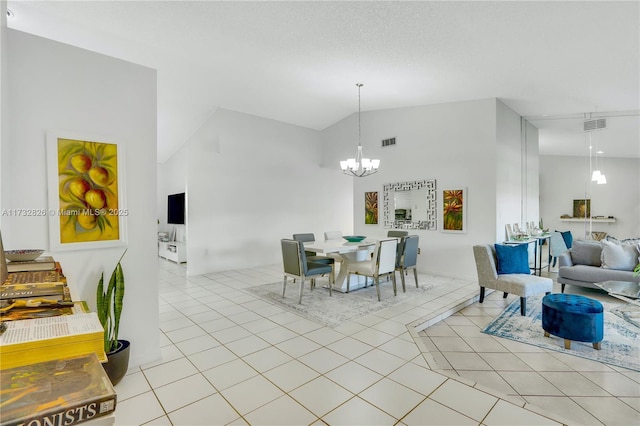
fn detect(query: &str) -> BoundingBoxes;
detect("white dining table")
[304,239,375,293]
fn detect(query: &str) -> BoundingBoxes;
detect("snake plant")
[96,250,126,354]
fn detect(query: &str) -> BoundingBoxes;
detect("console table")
[158,241,186,263]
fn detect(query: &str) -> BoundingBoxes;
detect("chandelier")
[340,83,380,177]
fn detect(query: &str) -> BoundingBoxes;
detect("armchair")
[473,244,552,315]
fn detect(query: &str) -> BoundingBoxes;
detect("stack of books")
[0,312,107,369]
[0,353,116,426]
[0,255,88,322]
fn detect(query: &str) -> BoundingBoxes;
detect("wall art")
[365,191,378,224]
[442,188,467,233]
[47,131,127,250]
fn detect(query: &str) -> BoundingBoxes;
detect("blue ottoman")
[542,293,604,350]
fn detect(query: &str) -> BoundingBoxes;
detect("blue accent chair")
[542,293,604,350]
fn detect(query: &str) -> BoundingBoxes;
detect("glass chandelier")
[340,83,380,177]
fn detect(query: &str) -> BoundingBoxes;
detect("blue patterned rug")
[482,294,640,372]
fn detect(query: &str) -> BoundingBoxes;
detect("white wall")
[159,98,537,280]
[496,101,538,242]
[1,1,7,203]
[159,108,354,276]
[540,155,640,239]
[323,98,512,279]
[3,30,159,367]
[158,147,187,242]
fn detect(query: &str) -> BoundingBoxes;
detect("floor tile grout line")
[147,260,635,425]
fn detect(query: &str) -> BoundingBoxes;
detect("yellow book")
[0,312,106,370]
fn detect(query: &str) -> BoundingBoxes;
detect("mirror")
[383,179,437,230]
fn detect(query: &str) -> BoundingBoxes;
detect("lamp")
[586,116,606,185]
[340,83,380,177]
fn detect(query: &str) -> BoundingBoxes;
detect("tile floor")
[111,259,639,425]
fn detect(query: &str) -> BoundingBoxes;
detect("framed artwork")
[442,188,467,233]
[365,191,378,224]
[47,131,127,251]
[573,199,590,218]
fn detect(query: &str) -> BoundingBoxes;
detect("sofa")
[558,238,640,292]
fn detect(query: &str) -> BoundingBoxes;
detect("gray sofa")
[558,239,640,292]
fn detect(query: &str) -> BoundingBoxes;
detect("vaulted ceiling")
[7,1,639,163]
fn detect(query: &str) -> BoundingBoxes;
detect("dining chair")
[281,239,333,304]
[324,231,343,241]
[345,238,398,301]
[387,230,409,238]
[395,235,419,291]
[323,231,345,266]
[292,233,335,283]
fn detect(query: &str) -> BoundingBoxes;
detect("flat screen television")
[167,193,185,224]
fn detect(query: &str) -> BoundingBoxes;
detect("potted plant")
[96,249,129,385]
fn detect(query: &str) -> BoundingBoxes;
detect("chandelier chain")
[357,83,362,147]
[339,82,380,177]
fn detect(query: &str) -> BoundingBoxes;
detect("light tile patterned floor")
[111,259,639,425]
[415,282,640,426]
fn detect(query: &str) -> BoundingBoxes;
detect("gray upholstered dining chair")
[473,244,552,316]
[292,233,335,283]
[281,239,333,304]
[395,235,419,291]
[345,238,398,301]
[387,230,409,238]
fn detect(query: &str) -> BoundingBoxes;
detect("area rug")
[247,278,439,329]
[482,294,640,372]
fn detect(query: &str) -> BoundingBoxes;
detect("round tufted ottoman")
[542,293,604,350]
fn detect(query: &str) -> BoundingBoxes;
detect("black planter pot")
[102,339,130,386]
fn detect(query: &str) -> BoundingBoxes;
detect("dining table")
[303,239,376,293]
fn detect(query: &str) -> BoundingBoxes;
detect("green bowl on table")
[343,235,366,243]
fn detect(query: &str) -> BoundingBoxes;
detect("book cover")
[0,300,87,322]
[0,282,66,300]
[0,312,106,369]
[0,353,117,426]
[3,270,65,285]
[6,256,56,273]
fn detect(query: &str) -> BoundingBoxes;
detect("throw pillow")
[601,239,639,271]
[571,240,602,266]
[494,244,530,274]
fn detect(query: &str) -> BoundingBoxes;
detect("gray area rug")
[482,294,640,372]
[247,278,438,328]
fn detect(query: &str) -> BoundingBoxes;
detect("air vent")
[382,137,396,147]
[584,118,606,132]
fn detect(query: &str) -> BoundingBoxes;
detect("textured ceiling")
[7,1,639,162]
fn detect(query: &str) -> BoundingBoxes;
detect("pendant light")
[340,84,380,177]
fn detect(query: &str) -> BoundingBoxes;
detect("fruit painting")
[56,138,120,243]
[442,189,466,232]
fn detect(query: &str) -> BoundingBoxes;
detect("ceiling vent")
[382,137,396,147]
[584,118,606,132]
